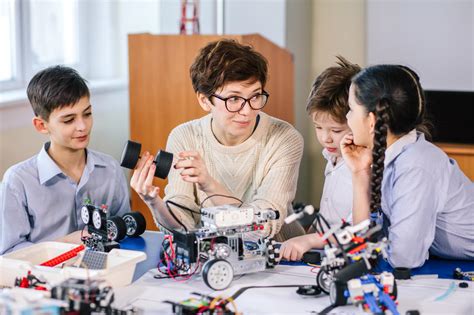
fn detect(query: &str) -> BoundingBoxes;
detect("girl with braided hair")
[342,65,474,268]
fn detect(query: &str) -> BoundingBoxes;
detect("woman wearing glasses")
[131,39,304,241]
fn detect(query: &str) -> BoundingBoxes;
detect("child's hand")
[340,133,372,174]
[174,151,216,193]
[280,235,314,261]
[130,152,161,204]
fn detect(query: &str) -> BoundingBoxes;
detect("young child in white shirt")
[280,56,361,261]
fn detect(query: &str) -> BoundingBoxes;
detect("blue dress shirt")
[382,130,474,268]
[0,143,130,254]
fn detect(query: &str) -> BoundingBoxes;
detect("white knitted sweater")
[160,112,304,240]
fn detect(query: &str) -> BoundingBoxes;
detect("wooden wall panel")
[128,34,295,230]
[436,143,474,181]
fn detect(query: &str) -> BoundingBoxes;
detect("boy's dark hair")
[306,56,361,123]
[352,64,432,214]
[27,65,90,120]
[190,39,268,96]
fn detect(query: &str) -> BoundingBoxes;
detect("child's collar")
[384,129,418,166]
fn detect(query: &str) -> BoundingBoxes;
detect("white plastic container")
[0,242,146,288]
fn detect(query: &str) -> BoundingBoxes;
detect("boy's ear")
[197,92,212,112]
[32,116,49,134]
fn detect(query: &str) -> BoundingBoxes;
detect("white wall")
[367,0,473,91]
[224,0,286,47]
[286,0,313,204]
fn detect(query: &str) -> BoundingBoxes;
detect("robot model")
[331,271,398,315]
[160,205,280,290]
[4,277,136,314]
[315,216,387,294]
[80,200,146,252]
[285,206,399,314]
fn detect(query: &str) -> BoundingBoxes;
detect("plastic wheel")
[202,259,234,290]
[154,150,173,179]
[120,140,141,169]
[107,216,127,241]
[265,238,279,268]
[317,267,333,294]
[329,281,348,306]
[81,205,92,225]
[122,212,146,237]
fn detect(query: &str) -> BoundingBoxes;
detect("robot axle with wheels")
[81,200,147,251]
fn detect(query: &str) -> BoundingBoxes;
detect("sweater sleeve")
[161,123,201,231]
[249,123,304,238]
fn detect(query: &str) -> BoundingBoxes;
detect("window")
[0,0,116,95]
[28,0,80,72]
[0,0,19,89]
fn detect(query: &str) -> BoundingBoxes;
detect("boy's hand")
[174,151,217,193]
[130,152,161,204]
[280,234,314,261]
[340,133,372,175]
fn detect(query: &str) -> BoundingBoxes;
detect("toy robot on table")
[285,206,399,314]
[316,217,387,295]
[80,199,146,252]
[331,271,398,315]
[286,206,387,294]
[4,277,137,314]
[158,205,280,290]
[164,292,237,315]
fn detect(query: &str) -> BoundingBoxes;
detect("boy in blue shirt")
[0,66,130,254]
[280,56,361,261]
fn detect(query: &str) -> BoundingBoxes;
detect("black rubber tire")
[107,216,127,241]
[154,150,173,179]
[122,212,147,237]
[316,268,333,295]
[329,281,348,306]
[202,259,234,291]
[120,140,141,169]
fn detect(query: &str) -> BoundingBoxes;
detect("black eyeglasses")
[210,91,269,113]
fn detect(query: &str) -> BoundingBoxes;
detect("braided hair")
[351,65,432,213]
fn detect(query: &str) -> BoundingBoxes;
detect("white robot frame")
[163,205,280,290]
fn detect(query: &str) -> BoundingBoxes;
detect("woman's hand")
[130,152,161,205]
[174,151,217,193]
[340,133,372,175]
[279,234,315,261]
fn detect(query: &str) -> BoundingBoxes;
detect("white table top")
[113,264,474,314]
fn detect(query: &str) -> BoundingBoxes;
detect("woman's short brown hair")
[190,39,268,96]
[307,56,361,123]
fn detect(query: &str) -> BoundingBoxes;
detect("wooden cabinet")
[128,34,295,230]
[436,143,474,181]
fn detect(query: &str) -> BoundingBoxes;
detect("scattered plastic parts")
[296,285,322,296]
[459,282,469,288]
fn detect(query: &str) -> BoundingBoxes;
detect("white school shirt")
[318,149,353,228]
